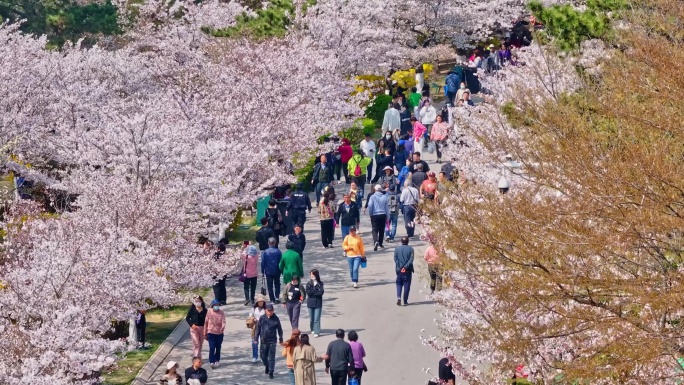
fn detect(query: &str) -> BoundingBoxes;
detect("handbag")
[260,276,267,296]
[348,377,359,385]
[428,141,436,154]
[360,256,367,269]
[238,265,247,283]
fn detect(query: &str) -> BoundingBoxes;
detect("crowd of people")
[153,77,467,385]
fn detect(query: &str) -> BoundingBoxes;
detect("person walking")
[366,184,389,251]
[419,99,437,136]
[265,199,284,246]
[294,334,324,385]
[445,67,461,106]
[342,226,365,288]
[204,299,225,368]
[280,241,304,284]
[411,117,427,151]
[359,134,376,183]
[420,171,439,201]
[135,309,146,349]
[281,329,301,385]
[424,244,443,294]
[335,193,360,240]
[158,361,183,385]
[430,115,450,163]
[318,196,335,248]
[347,331,367,385]
[411,163,428,189]
[348,150,372,191]
[409,151,430,173]
[338,138,354,184]
[325,329,355,385]
[261,238,283,304]
[394,236,415,306]
[248,296,267,363]
[378,165,398,191]
[281,274,306,329]
[286,183,312,230]
[382,102,401,133]
[394,140,409,174]
[312,154,334,206]
[400,180,420,238]
[184,357,208,385]
[255,304,284,379]
[287,224,307,260]
[256,217,276,251]
[385,185,400,242]
[186,296,207,359]
[242,245,259,305]
[438,354,457,385]
[306,269,324,337]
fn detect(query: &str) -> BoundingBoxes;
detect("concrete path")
[137,151,444,385]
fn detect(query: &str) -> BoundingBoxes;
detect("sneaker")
[214,362,220,368]
[269,372,274,379]
[252,358,259,363]
[403,302,409,306]
[265,366,270,374]
[314,334,320,338]
[374,242,379,251]
[379,244,385,249]
[396,299,401,306]
[385,236,390,242]
[210,363,215,369]
[244,301,250,306]
[353,282,358,288]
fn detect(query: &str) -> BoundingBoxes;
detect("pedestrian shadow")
[405,300,435,306]
[313,328,366,338]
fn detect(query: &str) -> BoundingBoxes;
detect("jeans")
[428,264,442,292]
[136,326,145,347]
[251,337,259,359]
[308,306,322,334]
[287,368,295,385]
[207,333,224,364]
[370,214,387,246]
[341,225,351,239]
[347,256,361,282]
[331,369,348,385]
[396,272,412,304]
[266,275,281,303]
[243,276,257,303]
[260,341,277,374]
[292,209,307,230]
[353,368,364,385]
[446,90,456,105]
[320,219,334,247]
[366,159,374,183]
[315,182,328,206]
[212,277,226,303]
[286,301,301,329]
[385,213,398,240]
[434,139,444,159]
[403,205,417,237]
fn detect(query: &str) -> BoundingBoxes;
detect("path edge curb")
[132,318,190,385]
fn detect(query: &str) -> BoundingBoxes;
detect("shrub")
[364,94,392,128]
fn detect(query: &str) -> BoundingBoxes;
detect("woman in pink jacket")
[242,245,260,305]
[429,115,450,163]
[204,299,226,368]
[410,117,427,151]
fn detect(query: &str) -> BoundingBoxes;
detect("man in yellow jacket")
[342,226,366,288]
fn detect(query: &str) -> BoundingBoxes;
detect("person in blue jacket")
[261,240,282,304]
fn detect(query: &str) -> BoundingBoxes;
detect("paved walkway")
[139,151,443,385]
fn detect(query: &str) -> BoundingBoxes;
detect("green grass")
[102,288,211,385]
[226,225,259,245]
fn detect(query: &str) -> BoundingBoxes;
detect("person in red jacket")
[338,138,354,184]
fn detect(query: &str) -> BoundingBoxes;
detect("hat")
[255,294,266,303]
[265,304,274,311]
[428,171,436,177]
[247,245,258,256]
[349,226,357,232]
[210,299,220,306]
[166,361,178,370]
[488,44,495,49]
[374,184,382,191]
[398,139,405,146]
[383,166,393,171]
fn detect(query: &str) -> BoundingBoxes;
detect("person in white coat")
[382,103,401,133]
[419,100,437,137]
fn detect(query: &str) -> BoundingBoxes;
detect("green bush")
[364,94,392,128]
[209,0,295,39]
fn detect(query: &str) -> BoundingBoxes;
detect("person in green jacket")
[347,150,372,191]
[280,241,304,284]
[408,86,422,113]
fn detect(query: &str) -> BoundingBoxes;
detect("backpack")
[388,194,398,214]
[353,156,362,177]
[441,163,458,182]
[266,209,282,231]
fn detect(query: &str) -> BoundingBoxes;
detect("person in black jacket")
[286,184,312,230]
[287,224,307,260]
[256,217,276,251]
[135,309,146,349]
[254,304,284,379]
[325,329,355,385]
[265,199,284,246]
[306,269,324,338]
[335,193,360,240]
[185,357,208,385]
[186,296,208,359]
[311,154,334,206]
[371,148,394,184]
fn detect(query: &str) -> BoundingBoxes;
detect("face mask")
[310,276,316,281]
[194,301,202,307]
[460,85,466,89]
[385,134,391,139]
[213,306,220,311]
